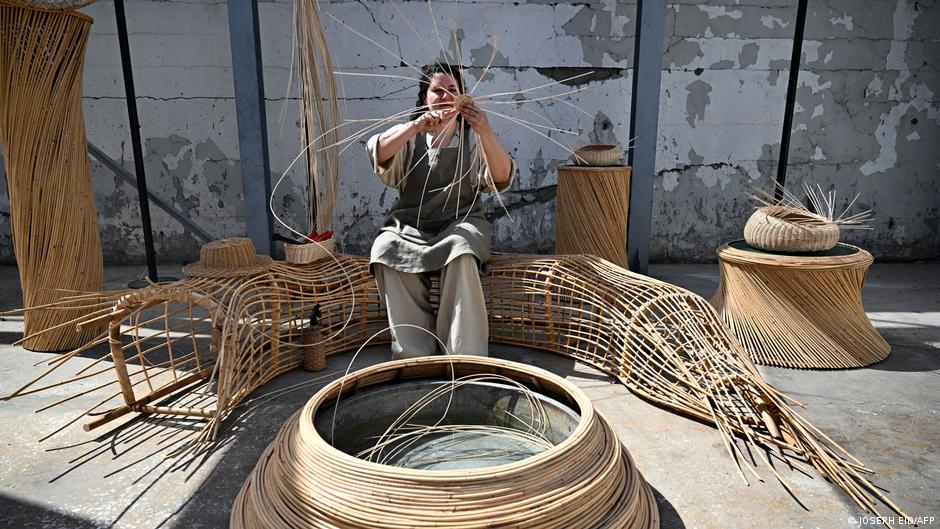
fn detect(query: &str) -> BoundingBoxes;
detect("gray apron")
[370,132,491,274]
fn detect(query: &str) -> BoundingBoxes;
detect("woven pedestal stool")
[555,165,631,269]
[710,240,890,369]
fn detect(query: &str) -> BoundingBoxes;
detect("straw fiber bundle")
[3,253,909,524]
[0,2,104,351]
[231,356,658,529]
[711,241,889,369]
[744,205,839,253]
[555,165,631,269]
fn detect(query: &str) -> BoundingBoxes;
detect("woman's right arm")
[375,122,419,166]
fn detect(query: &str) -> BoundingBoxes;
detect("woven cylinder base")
[710,241,890,369]
[231,356,659,529]
[0,4,103,351]
[744,206,840,253]
[555,165,631,269]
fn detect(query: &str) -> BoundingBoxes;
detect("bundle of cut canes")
[0,252,910,526]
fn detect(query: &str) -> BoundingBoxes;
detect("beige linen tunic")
[367,125,515,274]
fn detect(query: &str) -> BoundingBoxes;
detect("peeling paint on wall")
[2,0,935,265]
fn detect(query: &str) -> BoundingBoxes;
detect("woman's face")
[424,73,460,111]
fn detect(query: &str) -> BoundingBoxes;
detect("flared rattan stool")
[710,240,890,369]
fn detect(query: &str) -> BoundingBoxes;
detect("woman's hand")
[458,102,492,135]
[411,108,458,132]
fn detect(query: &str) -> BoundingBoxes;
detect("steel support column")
[627,0,667,275]
[227,0,274,256]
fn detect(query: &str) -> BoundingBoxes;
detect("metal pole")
[114,0,159,282]
[627,0,667,275]
[227,0,275,256]
[775,0,809,201]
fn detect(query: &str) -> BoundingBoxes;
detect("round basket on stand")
[744,206,839,253]
[284,238,335,265]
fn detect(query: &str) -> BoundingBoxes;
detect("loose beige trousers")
[374,254,489,358]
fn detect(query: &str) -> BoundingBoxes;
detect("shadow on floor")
[0,492,101,529]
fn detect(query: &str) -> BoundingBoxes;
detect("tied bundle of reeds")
[0,2,104,351]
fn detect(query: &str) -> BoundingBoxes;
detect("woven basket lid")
[743,206,840,253]
[182,238,274,278]
[4,0,97,10]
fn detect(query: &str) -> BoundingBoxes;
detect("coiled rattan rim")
[231,355,659,529]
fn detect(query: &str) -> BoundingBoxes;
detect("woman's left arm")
[460,103,512,186]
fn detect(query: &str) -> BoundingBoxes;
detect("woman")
[366,62,515,359]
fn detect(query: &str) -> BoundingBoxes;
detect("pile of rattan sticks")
[231,356,659,529]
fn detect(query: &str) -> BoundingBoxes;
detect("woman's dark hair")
[411,62,467,129]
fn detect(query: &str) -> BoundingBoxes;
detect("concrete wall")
[0,0,936,264]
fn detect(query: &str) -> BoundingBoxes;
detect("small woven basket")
[744,206,839,252]
[284,238,335,265]
[572,144,621,166]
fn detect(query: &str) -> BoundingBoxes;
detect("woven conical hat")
[182,238,273,278]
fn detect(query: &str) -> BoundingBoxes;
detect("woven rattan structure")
[572,143,621,166]
[0,2,104,351]
[231,356,659,529]
[710,240,890,369]
[3,252,908,522]
[555,165,631,269]
[744,205,840,253]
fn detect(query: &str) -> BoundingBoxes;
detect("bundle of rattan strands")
[744,205,839,253]
[231,356,659,529]
[555,165,631,269]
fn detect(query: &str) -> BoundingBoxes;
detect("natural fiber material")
[0,3,103,351]
[710,241,890,369]
[572,143,621,166]
[182,238,274,278]
[555,165,630,269]
[295,0,340,234]
[744,205,840,252]
[231,356,659,529]
[3,0,95,10]
[3,253,909,523]
[284,239,334,265]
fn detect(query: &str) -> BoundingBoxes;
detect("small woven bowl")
[744,206,839,253]
[284,238,335,265]
[572,144,621,166]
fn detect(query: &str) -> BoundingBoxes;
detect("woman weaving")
[366,62,515,359]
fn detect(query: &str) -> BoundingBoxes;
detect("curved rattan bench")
[3,252,907,521]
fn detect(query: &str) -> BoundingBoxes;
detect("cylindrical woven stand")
[0,2,104,351]
[555,165,631,269]
[710,240,890,369]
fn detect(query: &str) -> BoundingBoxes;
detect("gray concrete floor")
[0,262,937,529]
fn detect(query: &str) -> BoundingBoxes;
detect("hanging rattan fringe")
[231,356,659,529]
[0,2,104,351]
[555,165,631,269]
[3,254,911,525]
[711,242,890,369]
[744,206,840,253]
[295,0,340,234]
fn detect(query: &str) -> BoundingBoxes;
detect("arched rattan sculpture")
[1,253,908,523]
